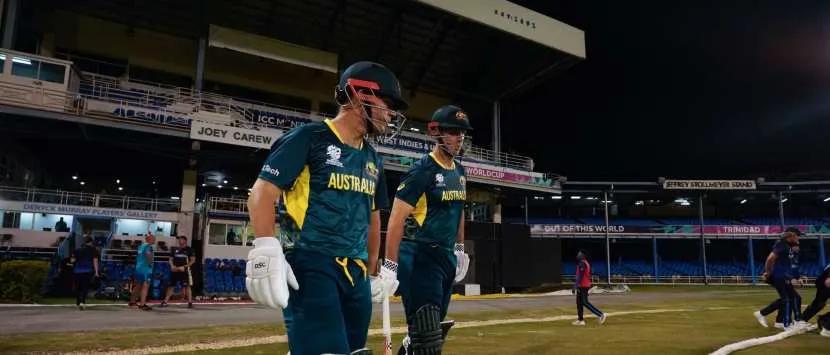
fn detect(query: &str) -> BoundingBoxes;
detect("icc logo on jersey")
[435,173,445,187]
[459,176,465,187]
[326,145,343,167]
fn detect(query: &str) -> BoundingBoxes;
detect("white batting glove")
[454,243,470,283]
[245,237,299,309]
[371,259,399,303]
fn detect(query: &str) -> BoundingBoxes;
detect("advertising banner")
[530,224,830,236]
[85,99,191,129]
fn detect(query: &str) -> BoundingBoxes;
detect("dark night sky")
[497,1,830,180]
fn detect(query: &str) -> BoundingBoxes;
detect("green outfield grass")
[0,286,825,355]
[168,308,829,355]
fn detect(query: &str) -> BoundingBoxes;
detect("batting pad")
[709,324,817,355]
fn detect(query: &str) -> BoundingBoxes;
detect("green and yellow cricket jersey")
[395,152,466,250]
[258,119,389,260]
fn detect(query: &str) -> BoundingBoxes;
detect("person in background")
[573,250,607,326]
[160,236,195,308]
[800,261,830,335]
[754,227,803,329]
[71,236,99,310]
[55,217,68,232]
[129,232,155,311]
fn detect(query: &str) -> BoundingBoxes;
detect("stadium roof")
[53,0,585,103]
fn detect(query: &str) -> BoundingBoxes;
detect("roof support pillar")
[493,100,501,159]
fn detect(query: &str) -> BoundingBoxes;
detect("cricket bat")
[382,291,392,355]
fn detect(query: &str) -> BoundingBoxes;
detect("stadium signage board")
[662,179,756,190]
[0,201,180,222]
[244,108,315,130]
[85,99,191,129]
[190,121,281,150]
[530,224,829,236]
[383,156,561,192]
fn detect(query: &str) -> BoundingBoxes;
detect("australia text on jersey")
[441,189,466,201]
[328,172,376,195]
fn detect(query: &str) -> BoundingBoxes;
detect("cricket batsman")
[245,61,408,355]
[374,104,473,354]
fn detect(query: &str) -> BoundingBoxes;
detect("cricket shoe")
[599,313,607,325]
[774,322,785,329]
[753,311,768,328]
[572,320,585,326]
[820,328,830,337]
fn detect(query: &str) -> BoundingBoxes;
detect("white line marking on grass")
[65,306,735,355]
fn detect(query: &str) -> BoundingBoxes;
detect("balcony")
[76,72,537,172]
[0,185,180,212]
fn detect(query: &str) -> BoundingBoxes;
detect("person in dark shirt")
[71,237,99,310]
[161,236,195,308]
[55,217,68,232]
[754,228,803,329]
[801,262,830,336]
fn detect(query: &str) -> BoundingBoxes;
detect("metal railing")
[207,197,249,213]
[0,65,539,173]
[77,73,537,171]
[0,185,180,212]
[0,80,75,113]
[464,146,534,171]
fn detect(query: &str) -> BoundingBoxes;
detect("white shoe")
[774,322,785,329]
[599,313,607,325]
[753,311,768,328]
[793,321,809,329]
[820,328,830,337]
[572,320,585,326]
[79,303,86,310]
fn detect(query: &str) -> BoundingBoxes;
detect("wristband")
[382,259,398,273]
[253,237,279,248]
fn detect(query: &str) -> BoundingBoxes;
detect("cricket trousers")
[281,249,371,355]
[801,280,830,322]
[760,277,801,326]
[74,272,93,306]
[397,240,456,327]
[576,287,603,321]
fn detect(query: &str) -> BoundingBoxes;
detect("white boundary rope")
[709,324,817,355]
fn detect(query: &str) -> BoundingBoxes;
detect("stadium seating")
[742,217,829,226]
[656,218,739,225]
[203,258,247,297]
[561,259,824,277]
